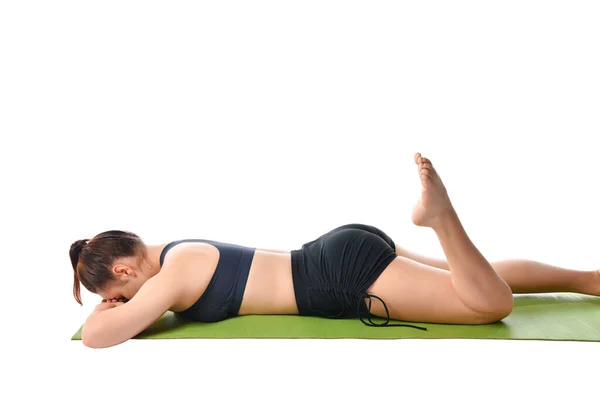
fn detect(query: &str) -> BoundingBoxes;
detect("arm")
[81,254,190,348]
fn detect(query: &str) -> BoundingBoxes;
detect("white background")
[1,1,599,399]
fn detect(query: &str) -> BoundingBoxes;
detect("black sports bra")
[159,239,256,322]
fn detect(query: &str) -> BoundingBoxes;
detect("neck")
[144,244,167,276]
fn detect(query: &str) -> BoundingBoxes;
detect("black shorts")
[291,222,396,318]
[291,223,426,330]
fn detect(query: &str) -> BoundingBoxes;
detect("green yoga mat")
[71,293,600,342]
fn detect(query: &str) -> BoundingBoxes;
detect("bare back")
[160,242,299,316]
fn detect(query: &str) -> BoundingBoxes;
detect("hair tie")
[73,240,89,258]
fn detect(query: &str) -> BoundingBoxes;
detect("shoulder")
[158,243,220,309]
[161,242,220,269]
[160,242,220,280]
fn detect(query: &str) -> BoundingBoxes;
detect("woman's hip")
[290,223,398,318]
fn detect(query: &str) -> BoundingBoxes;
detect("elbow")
[81,324,127,349]
[81,335,98,349]
[81,333,116,349]
[81,325,102,348]
[81,324,112,349]
[82,337,101,349]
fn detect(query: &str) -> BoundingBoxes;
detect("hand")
[94,298,126,312]
[102,297,127,303]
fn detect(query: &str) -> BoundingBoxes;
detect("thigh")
[394,243,450,271]
[366,256,496,324]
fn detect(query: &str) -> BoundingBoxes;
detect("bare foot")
[411,152,455,228]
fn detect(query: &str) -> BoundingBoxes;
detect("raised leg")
[410,153,514,315]
[366,153,514,324]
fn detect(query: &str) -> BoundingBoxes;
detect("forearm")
[81,305,130,348]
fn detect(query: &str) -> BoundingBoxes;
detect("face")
[97,258,148,302]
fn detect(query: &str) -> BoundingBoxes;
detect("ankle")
[576,270,600,295]
[431,208,459,232]
[587,269,600,295]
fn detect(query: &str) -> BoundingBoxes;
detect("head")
[69,230,152,305]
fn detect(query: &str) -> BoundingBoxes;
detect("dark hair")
[69,230,147,305]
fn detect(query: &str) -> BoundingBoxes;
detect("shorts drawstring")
[357,292,427,331]
[307,287,427,331]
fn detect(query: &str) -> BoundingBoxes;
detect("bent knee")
[472,299,514,324]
